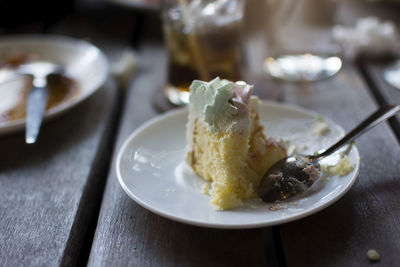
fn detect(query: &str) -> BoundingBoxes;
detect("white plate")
[0,35,108,135]
[117,101,360,229]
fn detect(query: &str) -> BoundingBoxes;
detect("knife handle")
[25,85,48,144]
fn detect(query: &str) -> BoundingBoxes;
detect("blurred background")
[0,0,400,107]
[1,0,399,48]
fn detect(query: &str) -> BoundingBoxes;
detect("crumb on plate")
[165,188,176,192]
[312,120,330,136]
[324,155,355,176]
[367,249,380,262]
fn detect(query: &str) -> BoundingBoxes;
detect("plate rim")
[116,101,360,229]
[0,34,109,135]
[105,0,159,11]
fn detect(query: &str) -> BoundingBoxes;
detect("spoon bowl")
[258,154,320,202]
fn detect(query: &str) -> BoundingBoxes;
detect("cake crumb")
[367,249,380,262]
[287,144,297,156]
[202,182,211,195]
[165,188,176,192]
[324,155,354,176]
[284,143,308,156]
[269,204,284,211]
[312,121,330,136]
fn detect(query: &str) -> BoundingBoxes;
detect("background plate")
[105,0,159,11]
[0,35,108,135]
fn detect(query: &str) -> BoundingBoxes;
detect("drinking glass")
[264,0,342,82]
[161,0,245,105]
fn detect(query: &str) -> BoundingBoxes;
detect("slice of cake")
[185,78,287,210]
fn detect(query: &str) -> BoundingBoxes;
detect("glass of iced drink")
[161,0,245,105]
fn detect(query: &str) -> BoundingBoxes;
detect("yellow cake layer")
[186,108,287,210]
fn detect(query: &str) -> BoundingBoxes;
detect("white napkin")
[332,17,398,59]
[110,48,138,88]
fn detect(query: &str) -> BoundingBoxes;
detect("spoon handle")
[316,104,400,158]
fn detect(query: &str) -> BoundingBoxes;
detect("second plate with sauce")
[0,35,108,135]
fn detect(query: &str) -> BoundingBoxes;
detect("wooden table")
[1,1,399,266]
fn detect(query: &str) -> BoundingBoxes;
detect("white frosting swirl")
[188,77,253,131]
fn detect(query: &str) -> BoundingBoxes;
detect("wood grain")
[275,64,400,266]
[358,59,400,141]
[87,43,270,267]
[0,81,118,266]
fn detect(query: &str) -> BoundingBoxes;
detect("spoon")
[18,62,62,144]
[258,104,400,202]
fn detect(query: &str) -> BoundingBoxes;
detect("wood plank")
[87,42,269,267]
[358,59,400,140]
[0,4,133,266]
[274,63,400,266]
[0,80,119,266]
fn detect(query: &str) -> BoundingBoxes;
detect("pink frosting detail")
[265,138,279,147]
[231,84,253,116]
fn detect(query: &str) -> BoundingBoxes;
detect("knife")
[25,80,48,144]
[20,62,59,144]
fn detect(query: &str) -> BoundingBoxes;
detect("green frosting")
[189,77,238,126]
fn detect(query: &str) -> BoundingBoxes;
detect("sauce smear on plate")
[0,74,80,123]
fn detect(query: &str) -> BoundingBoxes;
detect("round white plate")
[0,35,108,135]
[117,101,360,229]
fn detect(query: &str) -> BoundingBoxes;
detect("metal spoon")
[258,104,400,202]
[18,62,62,144]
